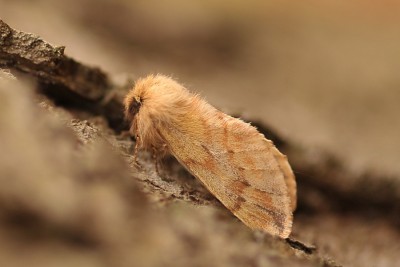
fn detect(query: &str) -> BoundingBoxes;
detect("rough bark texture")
[0,19,125,130]
[1,19,399,267]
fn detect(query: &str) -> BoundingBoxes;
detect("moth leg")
[131,135,142,169]
[152,143,168,176]
[119,130,132,139]
[161,143,168,153]
[152,145,161,176]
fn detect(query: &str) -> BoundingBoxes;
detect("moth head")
[123,74,193,139]
[124,91,142,127]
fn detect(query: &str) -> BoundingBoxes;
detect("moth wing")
[160,111,296,238]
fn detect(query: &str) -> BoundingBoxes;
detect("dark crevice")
[295,171,400,228]
[39,82,126,132]
[286,238,316,255]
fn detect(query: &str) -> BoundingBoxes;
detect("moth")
[124,74,296,238]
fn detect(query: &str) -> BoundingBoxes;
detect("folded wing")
[159,108,296,238]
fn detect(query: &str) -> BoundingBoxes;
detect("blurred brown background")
[2,0,399,177]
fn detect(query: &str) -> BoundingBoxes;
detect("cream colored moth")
[124,74,296,238]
